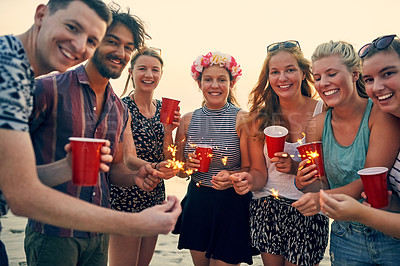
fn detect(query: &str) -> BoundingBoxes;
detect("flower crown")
[190,51,242,83]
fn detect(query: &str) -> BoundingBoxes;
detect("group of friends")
[0,1,400,266]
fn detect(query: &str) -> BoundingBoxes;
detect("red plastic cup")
[69,137,107,186]
[297,141,326,178]
[264,126,288,159]
[160,97,180,124]
[195,144,213,173]
[358,167,389,208]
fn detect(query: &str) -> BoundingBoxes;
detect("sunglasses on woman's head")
[267,40,301,53]
[358,34,397,58]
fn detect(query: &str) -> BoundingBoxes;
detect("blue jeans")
[330,220,400,266]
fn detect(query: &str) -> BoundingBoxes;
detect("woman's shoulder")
[369,102,400,129]
[182,111,194,120]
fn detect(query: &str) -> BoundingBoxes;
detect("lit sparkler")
[270,188,279,199]
[221,156,228,165]
[167,144,177,157]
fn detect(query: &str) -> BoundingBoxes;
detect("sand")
[1,177,330,265]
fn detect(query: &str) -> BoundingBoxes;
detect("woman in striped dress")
[173,51,254,265]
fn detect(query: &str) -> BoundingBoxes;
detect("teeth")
[324,89,339,96]
[142,81,153,84]
[279,85,290,89]
[61,48,75,60]
[110,59,120,64]
[210,92,221,96]
[377,93,394,101]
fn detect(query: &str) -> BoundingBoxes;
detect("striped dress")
[184,102,241,186]
[389,152,400,197]
[174,102,254,265]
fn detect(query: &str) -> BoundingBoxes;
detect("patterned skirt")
[250,195,329,266]
[110,181,165,213]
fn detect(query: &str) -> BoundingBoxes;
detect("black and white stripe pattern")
[389,151,400,197]
[184,103,241,186]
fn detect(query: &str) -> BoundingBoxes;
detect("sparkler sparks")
[270,188,279,199]
[167,144,177,157]
[221,156,228,165]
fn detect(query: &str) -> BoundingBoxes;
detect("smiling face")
[198,65,233,109]
[91,23,135,79]
[131,55,163,93]
[268,51,305,100]
[35,1,107,75]
[362,51,400,117]
[312,55,358,108]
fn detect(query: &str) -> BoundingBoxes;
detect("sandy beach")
[1,177,330,265]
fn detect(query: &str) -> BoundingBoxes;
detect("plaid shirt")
[28,65,129,238]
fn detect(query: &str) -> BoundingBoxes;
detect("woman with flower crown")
[172,51,254,265]
[230,40,329,266]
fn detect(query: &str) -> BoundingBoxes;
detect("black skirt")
[173,180,253,265]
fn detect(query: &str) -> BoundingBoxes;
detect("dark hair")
[120,47,164,97]
[249,44,315,136]
[47,0,112,25]
[197,70,239,107]
[361,37,400,61]
[108,3,150,51]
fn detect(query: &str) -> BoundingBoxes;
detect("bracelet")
[294,178,304,191]
[154,162,161,170]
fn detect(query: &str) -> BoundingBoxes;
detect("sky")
[1,0,399,114]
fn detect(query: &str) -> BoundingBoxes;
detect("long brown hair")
[120,47,164,97]
[248,45,315,137]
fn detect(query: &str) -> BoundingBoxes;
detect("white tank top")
[252,100,324,200]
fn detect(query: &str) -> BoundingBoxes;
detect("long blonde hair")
[311,41,367,98]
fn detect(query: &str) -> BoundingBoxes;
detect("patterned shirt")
[28,64,129,238]
[0,35,35,218]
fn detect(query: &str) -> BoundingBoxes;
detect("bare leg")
[137,235,158,266]
[210,258,240,266]
[190,250,209,266]
[108,234,140,266]
[261,252,285,266]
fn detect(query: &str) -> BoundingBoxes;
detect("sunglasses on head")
[358,34,397,58]
[267,40,301,53]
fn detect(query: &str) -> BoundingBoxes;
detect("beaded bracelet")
[294,178,305,191]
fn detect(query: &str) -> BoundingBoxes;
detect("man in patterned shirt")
[24,8,180,265]
[0,1,180,264]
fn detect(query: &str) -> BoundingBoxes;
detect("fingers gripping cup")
[69,137,107,186]
[297,141,326,178]
[160,97,180,125]
[358,167,389,208]
[264,126,288,159]
[195,144,213,173]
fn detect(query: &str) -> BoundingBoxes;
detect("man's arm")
[109,123,162,191]
[0,129,180,236]
[36,142,113,187]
